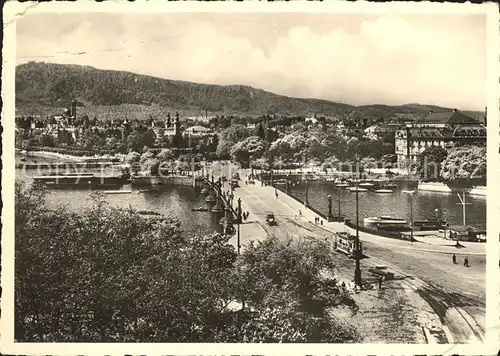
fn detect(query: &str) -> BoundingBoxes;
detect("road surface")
[225,174,485,343]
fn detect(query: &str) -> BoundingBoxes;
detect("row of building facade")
[393,109,486,166]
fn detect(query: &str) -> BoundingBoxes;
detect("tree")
[36,133,56,147]
[441,145,486,184]
[216,125,251,159]
[14,183,238,342]
[157,148,174,162]
[250,157,270,170]
[230,136,266,168]
[255,123,265,140]
[234,237,359,342]
[15,184,361,343]
[415,146,448,182]
[125,151,141,164]
[360,157,377,174]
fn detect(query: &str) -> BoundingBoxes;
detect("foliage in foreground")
[15,182,358,342]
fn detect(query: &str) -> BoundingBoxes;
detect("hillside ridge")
[16,61,481,120]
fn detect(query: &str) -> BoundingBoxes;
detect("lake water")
[15,153,486,231]
[289,182,486,230]
[15,153,223,234]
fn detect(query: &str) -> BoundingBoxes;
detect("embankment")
[417,182,486,196]
[19,149,123,163]
[131,175,198,187]
[275,185,413,241]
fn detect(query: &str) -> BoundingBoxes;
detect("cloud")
[16,13,486,110]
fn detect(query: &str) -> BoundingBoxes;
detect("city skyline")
[17,13,486,111]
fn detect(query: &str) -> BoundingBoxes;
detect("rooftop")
[414,110,480,126]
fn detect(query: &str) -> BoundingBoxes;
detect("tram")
[332,232,362,258]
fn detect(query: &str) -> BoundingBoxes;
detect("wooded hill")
[16,62,482,120]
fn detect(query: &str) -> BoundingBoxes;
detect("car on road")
[265,213,277,226]
[221,176,227,182]
[248,180,255,184]
[232,173,240,180]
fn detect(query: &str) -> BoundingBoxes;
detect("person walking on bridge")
[452,253,456,264]
[464,256,469,267]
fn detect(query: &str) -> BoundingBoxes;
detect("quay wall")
[274,185,412,241]
[16,162,116,169]
[131,175,195,187]
[417,182,486,196]
[18,149,123,163]
[275,185,344,222]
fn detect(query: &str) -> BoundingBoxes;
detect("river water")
[15,153,486,231]
[289,182,486,230]
[15,153,223,234]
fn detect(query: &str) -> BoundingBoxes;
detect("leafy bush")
[15,183,359,343]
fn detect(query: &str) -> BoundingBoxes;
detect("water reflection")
[290,182,486,230]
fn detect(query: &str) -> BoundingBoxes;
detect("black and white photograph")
[1,2,499,354]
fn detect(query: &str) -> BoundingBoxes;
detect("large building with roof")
[395,109,486,166]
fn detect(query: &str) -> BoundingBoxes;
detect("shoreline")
[273,182,486,246]
[417,182,486,196]
[17,149,123,163]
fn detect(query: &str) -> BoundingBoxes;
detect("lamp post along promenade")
[354,157,362,287]
[402,190,416,241]
[327,194,334,222]
[237,197,242,255]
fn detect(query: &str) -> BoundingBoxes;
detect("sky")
[16,12,486,110]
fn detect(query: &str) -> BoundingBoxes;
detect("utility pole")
[353,154,362,287]
[354,176,361,287]
[237,197,242,255]
[456,192,471,226]
[327,194,333,222]
[338,186,341,222]
[402,190,416,241]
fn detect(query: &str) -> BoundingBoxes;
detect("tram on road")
[332,232,362,258]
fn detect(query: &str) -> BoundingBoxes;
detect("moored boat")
[359,182,374,188]
[192,206,209,212]
[364,216,408,231]
[374,189,394,193]
[364,216,407,223]
[33,174,126,189]
[335,183,350,188]
[348,186,368,192]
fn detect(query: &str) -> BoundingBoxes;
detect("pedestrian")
[299,209,302,216]
[320,220,323,226]
[378,276,383,289]
[464,256,469,267]
[275,191,279,199]
[452,253,456,264]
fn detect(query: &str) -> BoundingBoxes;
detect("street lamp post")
[354,177,362,287]
[237,197,242,255]
[402,190,416,241]
[338,186,341,222]
[327,194,334,222]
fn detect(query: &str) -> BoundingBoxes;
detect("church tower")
[174,112,181,136]
[166,113,172,128]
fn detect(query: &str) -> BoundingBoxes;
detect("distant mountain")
[16,62,480,120]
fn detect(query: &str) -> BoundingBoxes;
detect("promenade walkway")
[224,172,485,343]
